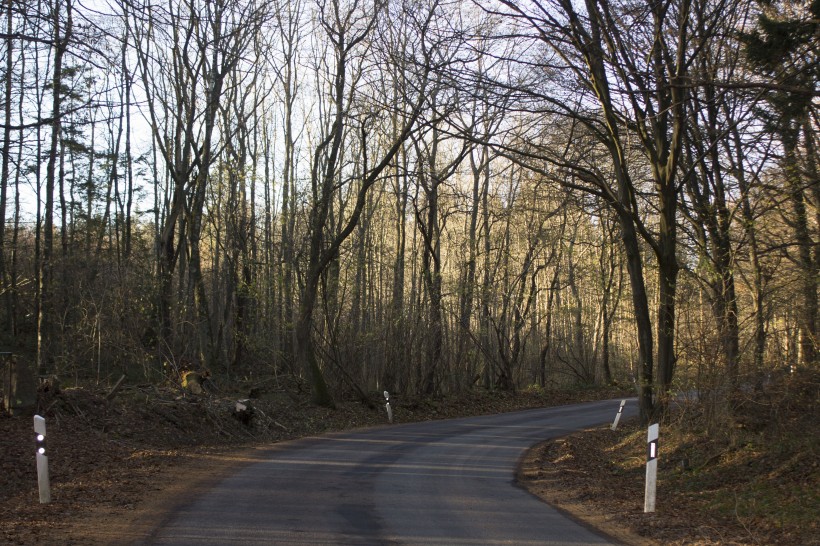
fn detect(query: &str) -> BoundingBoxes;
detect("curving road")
[145,398,637,545]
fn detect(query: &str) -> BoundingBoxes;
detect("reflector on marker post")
[648,437,658,460]
[33,415,51,504]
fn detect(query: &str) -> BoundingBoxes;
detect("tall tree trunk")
[295,264,334,406]
[274,0,302,370]
[0,0,14,336]
[280,87,296,369]
[386,140,408,392]
[618,206,656,422]
[480,153,493,389]
[419,153,443,395]
[595,214,621,385]
[804,119,820,364]
[38,0,72,377]
[783,131,817,365]
[540,267,560,387]
[656,209,679,399]
[188,175,216,369]
[122,25,133,261]
[726,121,766,373]
[460,144,488,384]
[0,0,13,331]
[9,40,25,337]
[566,226,587,378]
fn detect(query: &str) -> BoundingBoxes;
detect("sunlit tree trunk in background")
[462,143,489,385]
[593,209,621,385]
[565,222,587,378]
[413,102,469,394]
[273,0,302,371]
[293,0,431,406]
[727,121,767,373]
[539,265,561,387]
[683,13,743,387]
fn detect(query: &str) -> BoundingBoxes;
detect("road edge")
[515,433,656,546]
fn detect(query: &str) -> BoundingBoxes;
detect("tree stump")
[181,371,211,395]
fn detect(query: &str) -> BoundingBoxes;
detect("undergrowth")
[651,368,818,543]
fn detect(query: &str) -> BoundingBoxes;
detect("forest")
[1,0,817,423]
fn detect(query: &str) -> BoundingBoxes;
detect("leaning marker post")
[33,415,51,504]
[611,399,627,430]
[383,391,393,424]
[644,423,659,513]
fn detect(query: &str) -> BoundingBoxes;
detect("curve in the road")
[143,398,637,546]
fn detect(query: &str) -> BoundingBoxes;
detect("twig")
[106,375,127,401]
[43,396,62,415]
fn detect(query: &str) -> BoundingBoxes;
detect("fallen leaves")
[518,372,820,546]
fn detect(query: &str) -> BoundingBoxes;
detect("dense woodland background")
[0,0,817,421]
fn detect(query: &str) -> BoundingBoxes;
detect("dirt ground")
[518,374,819,546]
[1,376,816,545]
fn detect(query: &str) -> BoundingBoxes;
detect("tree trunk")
[420,161,443,395]
[0,0,12,330]
[296,261,335,407]
[783,133,817,365]
[38,0,72,377]
[618,209,656,423]
[727,122,766,373]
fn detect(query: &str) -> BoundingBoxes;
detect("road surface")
[144,398,637,545]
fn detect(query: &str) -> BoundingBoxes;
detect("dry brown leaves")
[519,373,820,546]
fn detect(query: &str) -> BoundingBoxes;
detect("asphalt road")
[146,398,638,545]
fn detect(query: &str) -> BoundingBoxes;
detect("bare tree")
[129,0,269,370]
[743,0,819,366]
[270,0,304,369]
[37,0,73,376]
[479,0,696,421]
[1,0,15,332]
[294,0,433,406]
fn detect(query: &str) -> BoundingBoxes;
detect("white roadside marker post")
[383,391,393,424]
[611,399,626,430]
[644,423,659,513]
[33,415,51,504]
